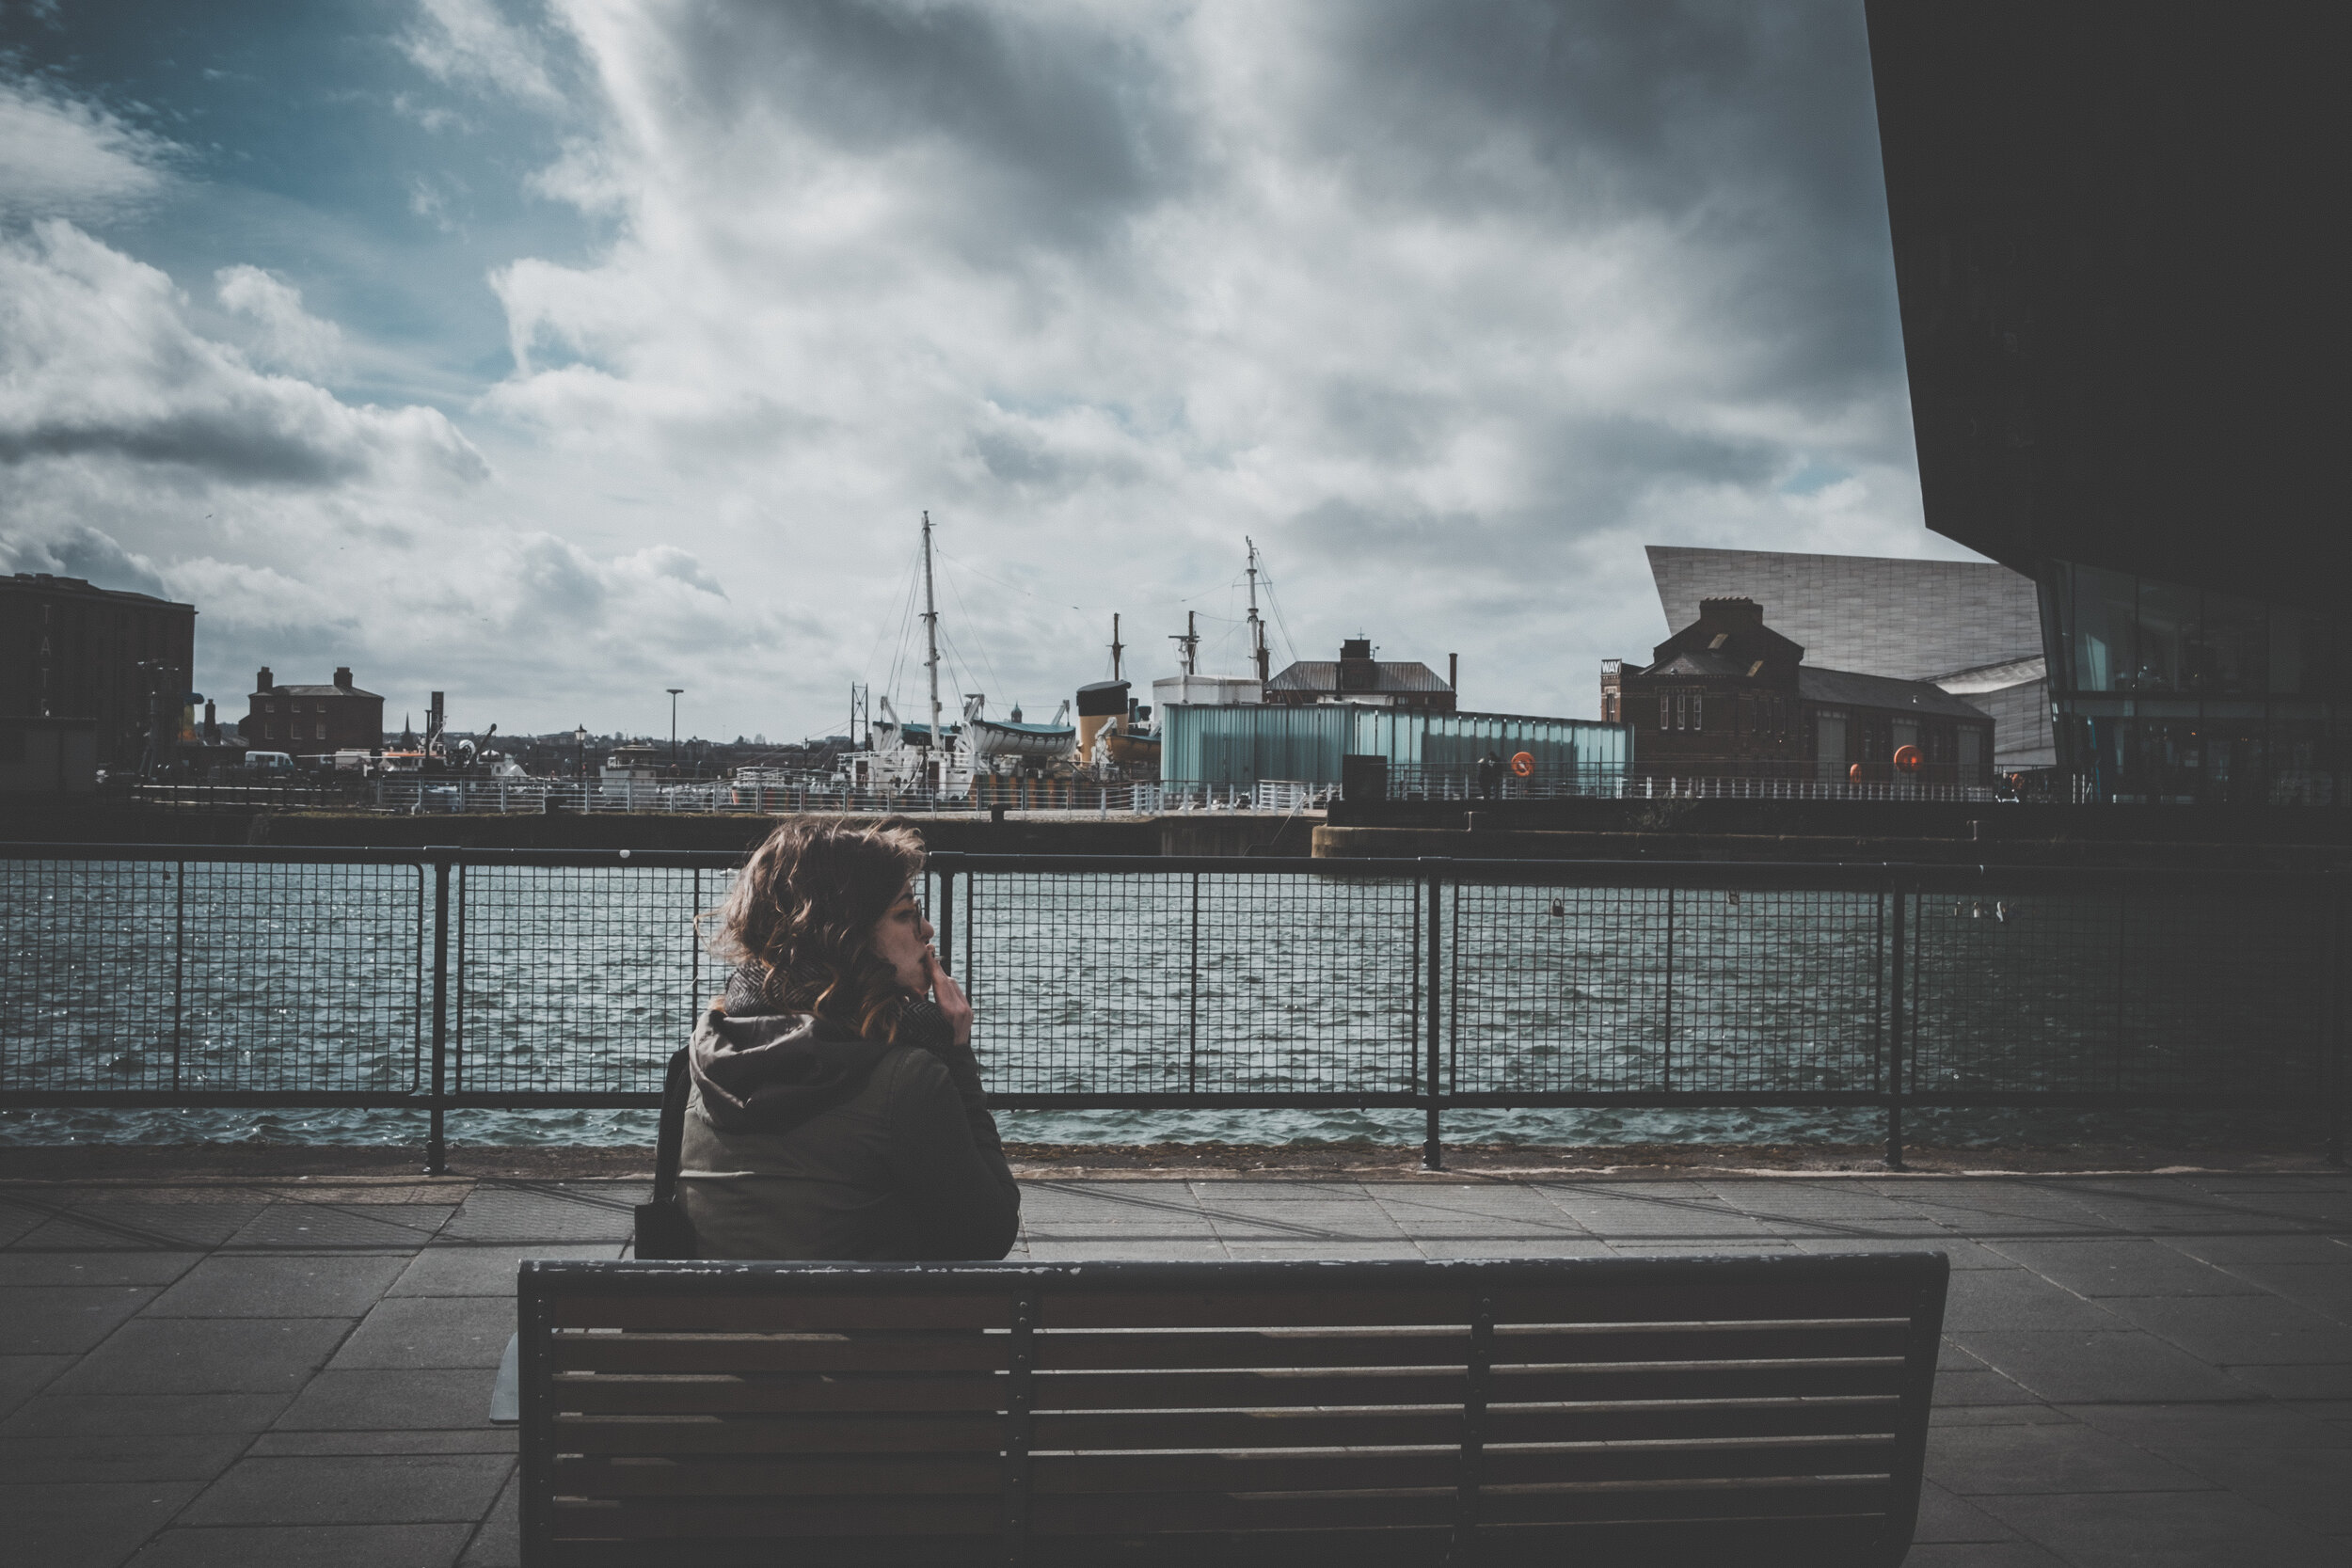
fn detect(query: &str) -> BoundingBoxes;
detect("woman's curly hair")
[707,817,929,1040]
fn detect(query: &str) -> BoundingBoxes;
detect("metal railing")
[2,843,2341,1172]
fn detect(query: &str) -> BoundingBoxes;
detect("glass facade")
[2042,562,2345,804]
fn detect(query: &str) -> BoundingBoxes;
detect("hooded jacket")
[675,969,1020,1260]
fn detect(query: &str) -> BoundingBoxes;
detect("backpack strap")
[653,1047,690,1206]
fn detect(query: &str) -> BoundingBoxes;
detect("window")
[316,721,327,740]
[1692,693,1704,732]
[1660,693,1670,729]
[263,723,274,740]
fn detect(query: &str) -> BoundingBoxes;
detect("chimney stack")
[1448,652,1458,691]
[255,666,274,693]
[333,666,353,689]
[1697,596,1765,628]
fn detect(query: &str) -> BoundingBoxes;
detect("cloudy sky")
[0,0,1979,741]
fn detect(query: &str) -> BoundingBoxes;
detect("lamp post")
[574,724,588,781]
[667,689,684,773]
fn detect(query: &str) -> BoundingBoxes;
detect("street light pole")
[667,689,684,772]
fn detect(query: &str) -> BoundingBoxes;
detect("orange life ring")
[1892,744,1922,773]
[1849,763,1865,782]
[1509,752,1534,777]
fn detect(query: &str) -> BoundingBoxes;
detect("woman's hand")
[927,948,973,1046]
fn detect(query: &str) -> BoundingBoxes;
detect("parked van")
[243,751,294,772]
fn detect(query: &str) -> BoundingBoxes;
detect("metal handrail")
[2,842,2342,1174]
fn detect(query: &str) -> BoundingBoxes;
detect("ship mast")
[1110,612,1123,683]
[920,512,943,771]
[1246,537,1270,684]
[1170,610,1199,675]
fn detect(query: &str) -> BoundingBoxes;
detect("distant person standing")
[1476,752,1501,799]
[675,818,1019,1259]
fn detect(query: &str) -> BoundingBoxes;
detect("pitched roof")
[1645,651,1753,678]
[1796,665,1993,719]
[1268,660,1451,694]
[267,685,383,700]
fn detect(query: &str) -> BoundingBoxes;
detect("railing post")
[1885,869,1907,1172]
[1422,858,1446,1172]
[1187,872,1202,1095]
[2328,870,2345,1168]
[427,849,452,1176]
[171,859,185,1092]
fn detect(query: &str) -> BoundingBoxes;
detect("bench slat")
[551,1298,1009,1332]
[1042,1281,1915,1330]
[551,1334,1007,1373]
[552,1455,999,1497]
[1028,1473,1898,1535]
[1033,1322,1909,1370]
[556,1374,1004,1416]
[554,1414,1003,1454]
[549,1358,1899,1418]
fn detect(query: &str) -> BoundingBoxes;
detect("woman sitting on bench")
[677,818,1020,1259]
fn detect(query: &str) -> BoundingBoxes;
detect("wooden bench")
[518,1251,1947,1566]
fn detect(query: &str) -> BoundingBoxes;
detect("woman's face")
[870,884,935,994]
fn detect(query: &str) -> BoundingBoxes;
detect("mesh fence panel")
[453,863,723,1095]
[1906,881,2329,1101]
[1,852,2337,1121]
[0,857,425,1094]
[1446,883,1884,1096]
[960,869,1422,1097]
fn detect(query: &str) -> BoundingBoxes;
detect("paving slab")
[1987,1239,2268,1297]
[11,1203,269,1252]
[0,1391,294,1437]
[0,1430,250,1483]
[1900,1544,2071,1567]
[1927,1421,2215,1497]
[0,1481,207,1568]
[2215,1261,2352,1322]
[248,1429,514,1456]
[1979,1488,2341,1566]
[1952,1329,2259,1404]
[146,1255,411,1319]
[435,1185,639,1244]
[52,1317,356,1396]
[385,1244,623,1298]
[0,1252,203,1288]
[0,1283,161,1353]
[222,1204,453,1251]
[328,1296,513,1370]
[2059,1400,2352,1451]
[178,1453,513,1527]
[458,1466,520,1568]
[1939,1270,2126,1333]
[2099,1293,2352,1366]
[128,1522,475,1568]
[273,1368,501,1431]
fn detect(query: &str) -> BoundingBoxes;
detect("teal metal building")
[1162,705,1630,791]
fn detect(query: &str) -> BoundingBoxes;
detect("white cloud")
[215,265,348,379]
[0,222,485,486]
[0,74,174,218]
[401,0,564,106]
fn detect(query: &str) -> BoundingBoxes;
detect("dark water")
[0,862,2327,1149]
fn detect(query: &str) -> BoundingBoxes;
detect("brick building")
[242,667,384,756]
[1265,638,1457,714]
[0,573,197,770]
[1605,597,1995,785]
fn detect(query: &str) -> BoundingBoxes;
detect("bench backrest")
[519,1251,1947,1567]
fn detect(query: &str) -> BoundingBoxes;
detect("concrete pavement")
[2,1168,2344,1565]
